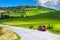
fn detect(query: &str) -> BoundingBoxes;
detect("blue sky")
[0,0,38,7]
[0,0,60,10]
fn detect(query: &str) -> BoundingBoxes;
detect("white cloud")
[37,0,60,10]
[38,0,59,5]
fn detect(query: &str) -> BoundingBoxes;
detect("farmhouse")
[0,10,9,18]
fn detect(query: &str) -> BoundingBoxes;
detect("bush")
[47,24,54,29]
[1,15,9,19]
[29,25,34,29]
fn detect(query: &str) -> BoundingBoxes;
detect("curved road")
[0,24,60,40]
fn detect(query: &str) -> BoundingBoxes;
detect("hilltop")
[0,5,60,20]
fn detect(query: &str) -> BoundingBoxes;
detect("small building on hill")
[0,10,9,18]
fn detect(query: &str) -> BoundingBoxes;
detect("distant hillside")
[0,5,60,19]
[25,11,60,20]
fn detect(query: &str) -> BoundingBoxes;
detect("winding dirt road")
[0,24,60,40]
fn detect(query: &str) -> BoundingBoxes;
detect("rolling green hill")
[0,6,56,16]
[0,6,60,34]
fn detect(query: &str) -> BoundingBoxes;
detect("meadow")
[0,16,60,34]
[0,6,60,34]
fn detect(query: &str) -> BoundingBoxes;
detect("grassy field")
[0,6,60,34]
[0,17,60,34]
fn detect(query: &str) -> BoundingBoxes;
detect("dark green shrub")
[29,25,34,29]
[1,15,9,19]
[47,24,54,29]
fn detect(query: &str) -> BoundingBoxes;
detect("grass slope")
[0,6,60,34]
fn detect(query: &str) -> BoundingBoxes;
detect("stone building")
[0,10,9,18]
